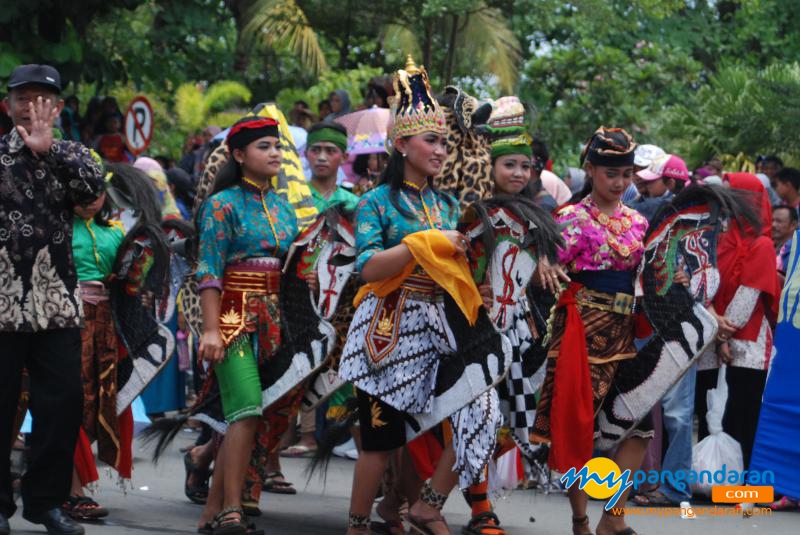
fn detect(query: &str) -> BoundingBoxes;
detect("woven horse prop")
[105,163,190,415]
[463,196,562,461]
[596,185,761,449]
[285,207,360,411]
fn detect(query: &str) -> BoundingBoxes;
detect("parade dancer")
[195,116,300,535]
[339,56,509,535]
[533,127,651,535]
[64,188,125,521]
[458,97,563,535]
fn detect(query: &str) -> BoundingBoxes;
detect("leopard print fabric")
[434,87,494,211]
[192,143,228,218]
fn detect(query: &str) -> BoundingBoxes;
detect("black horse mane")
[472,195,563,263]
[106,163,170,291]
[648,184,763,241]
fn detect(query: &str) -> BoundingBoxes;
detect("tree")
[0,0,146,81]
[174,81,252,133]
[657,63,800,167]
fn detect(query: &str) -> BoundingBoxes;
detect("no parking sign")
[124,96,153,155]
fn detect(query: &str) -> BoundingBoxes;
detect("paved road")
[8,429,796,534]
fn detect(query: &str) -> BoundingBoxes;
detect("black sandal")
[62,495,109,521]
[263,471,297,495]
[184,451,210,505]
[572,515,594,535]
[213,507,247,535]
[242,500,262,517]
[632,490,672,507]
[463,511,505,534]
[370,519,404,534]
[599,510,638,535]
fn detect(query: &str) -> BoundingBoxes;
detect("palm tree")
[382,3,521,93]
[226,0,521,93]
[237,0,327,74]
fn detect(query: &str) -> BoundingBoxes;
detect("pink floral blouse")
[556,196,648,272]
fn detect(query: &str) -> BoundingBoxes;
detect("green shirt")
[310,182,360,214]
[72,217,126,281]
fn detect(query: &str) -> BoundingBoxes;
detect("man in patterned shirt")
[0,64,104,535]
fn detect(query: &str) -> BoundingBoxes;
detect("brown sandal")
[407,513,450,535]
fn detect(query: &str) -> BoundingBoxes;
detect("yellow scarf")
[354,229,481,325]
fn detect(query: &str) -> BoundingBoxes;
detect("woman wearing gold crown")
[338,57,510,535]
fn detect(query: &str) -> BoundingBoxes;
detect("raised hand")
[17,96,59,155]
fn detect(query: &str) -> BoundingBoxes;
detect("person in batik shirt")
[0,64,104,535]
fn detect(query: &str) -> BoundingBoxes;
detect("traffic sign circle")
[124,96,153,155]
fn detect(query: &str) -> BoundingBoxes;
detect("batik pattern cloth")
[533,197,653,451]
[341,182,503,488]
[0,129,105,331]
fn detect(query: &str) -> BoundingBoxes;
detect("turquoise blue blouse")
[354,182,460,272]
[196,181,299,288]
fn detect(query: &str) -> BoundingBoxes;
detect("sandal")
[597,511,638,535]
[462,511,505,535]
[242,500,262,517]
[212,507,248,535]
[184,451,210,505]
[407,513,450,535]
[408,481,450,534]
[263,471,297,495]
[62,495,109,521]
[279,444,318,458]
[370,519,404,534]
[768,496,799,511]
[572,515,593,535]
[632,489,673,507]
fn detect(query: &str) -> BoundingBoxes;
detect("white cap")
[634,144,666,168]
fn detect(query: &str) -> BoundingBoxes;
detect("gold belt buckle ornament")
[613,292,634,315]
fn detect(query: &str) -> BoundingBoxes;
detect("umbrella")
[335,106,391,155]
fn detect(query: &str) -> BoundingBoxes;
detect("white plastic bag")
[691,365,744,496]
[488,447,520,498]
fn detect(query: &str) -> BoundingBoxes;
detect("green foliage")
[657,63,800,167]
[242,0,327,74]
[4,0,800,171]
[107,83,183,158]
[275,65,383,116]
[174,81,251,133]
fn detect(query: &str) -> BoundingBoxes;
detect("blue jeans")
[658,365,697,503]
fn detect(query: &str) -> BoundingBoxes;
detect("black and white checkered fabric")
[498,298,546,460]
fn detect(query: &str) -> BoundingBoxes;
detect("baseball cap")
[7,64,61,93]
[637,154,689,182]
[633,144,665,168]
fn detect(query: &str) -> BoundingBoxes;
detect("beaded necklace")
[586,196,640,258]
[400,179,440,229]
[243,176,280,252]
